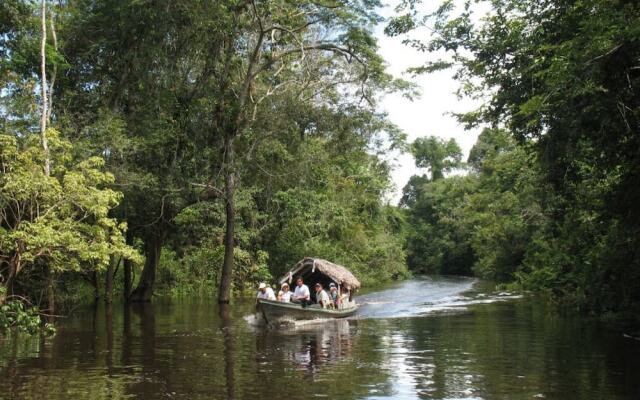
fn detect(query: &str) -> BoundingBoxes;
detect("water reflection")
[220,304,236,400]
[0,279,639,400]
[257,320,355,376]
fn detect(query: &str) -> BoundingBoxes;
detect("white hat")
[258,282,267,289]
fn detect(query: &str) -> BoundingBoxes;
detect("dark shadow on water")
[121,302,132,366]
[105,302,113,371]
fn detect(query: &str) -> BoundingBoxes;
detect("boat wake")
[244,276,521,327]
[355,276,520,319]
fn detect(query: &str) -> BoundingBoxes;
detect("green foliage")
[254,133,409,286]
[0,299,55,336]
[1,0,408,315]
[156,246,271,296]
[0,131,140,279]
[404,175,477,275]
[395,0,640,313]
[467,128,515,172]
[412,136,462,181]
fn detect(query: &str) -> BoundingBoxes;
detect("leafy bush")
[156,245,272,296]
[0,299,55,336]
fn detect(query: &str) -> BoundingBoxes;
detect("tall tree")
[202,0,397,303]
[413,136,462,181]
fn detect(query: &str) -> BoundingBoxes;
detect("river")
[1,276,639,399]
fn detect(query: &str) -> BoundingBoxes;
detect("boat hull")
[257,299,358,323]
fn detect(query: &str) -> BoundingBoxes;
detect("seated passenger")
[278,283,292,302]
[256,282,276,301]
[314,283,331,309]
[292,277,311,306]
[328,283,339,309]
[339,287,350,308]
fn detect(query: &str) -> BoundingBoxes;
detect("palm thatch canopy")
[278,258,361,291]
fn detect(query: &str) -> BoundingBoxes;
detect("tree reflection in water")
[220,303,236,400]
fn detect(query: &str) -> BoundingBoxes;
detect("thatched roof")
[278,257,361,290]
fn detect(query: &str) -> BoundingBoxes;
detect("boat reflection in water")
[255,318,356,376]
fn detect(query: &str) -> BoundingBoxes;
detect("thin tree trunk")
[218,133,235,304]
[123,230,134,301]
[214,22,263,304]
[39,0,50,176]
[45,268,55,317]
[130,232,162,302]
[91,270,100,299]
[46,8,57,124]
[105,261,114,304]
[2,257,18,304]
[40,0,55,316]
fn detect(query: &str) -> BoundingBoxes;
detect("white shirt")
[293,284,310,300]
[257,287,276,300]
[316,289,330,308]
[278,290,292,302]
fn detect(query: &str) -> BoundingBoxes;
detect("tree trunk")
[46,269,56,317]
[105,261,114,304]
[39,0,50,176]
[218,133,235,304]
[123,230,134,302]
[129,232,162,302]
[3,258,18,304]
[40,0,54,318]
[91,270,100,299]
[123,257,133,301]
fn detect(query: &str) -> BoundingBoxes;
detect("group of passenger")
[256,277,349,309]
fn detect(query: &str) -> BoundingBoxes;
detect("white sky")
[376,0,490,204]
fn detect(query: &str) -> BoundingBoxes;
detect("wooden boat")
[258,257,361,324]
[258,299,358,323]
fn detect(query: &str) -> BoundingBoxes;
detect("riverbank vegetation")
[1,0,409,331]
[2,0,640,335]
[393,0,640,314]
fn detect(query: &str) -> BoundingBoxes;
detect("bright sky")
[376,1,490,204]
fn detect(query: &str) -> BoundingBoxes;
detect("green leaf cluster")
[0,299,55,335]
[0,131,140,273]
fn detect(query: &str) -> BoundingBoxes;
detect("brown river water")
[1,276,639,399]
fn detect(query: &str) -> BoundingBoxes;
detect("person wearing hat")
[328,283,339,309]
[277,282,292,302]
[314,283,331,309]
[256,282,276,301]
